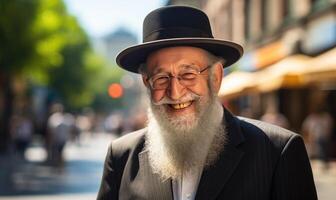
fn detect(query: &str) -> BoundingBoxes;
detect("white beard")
[145,94,227,180]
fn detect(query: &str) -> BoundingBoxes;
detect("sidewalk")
[0,132,116,199]
[311,160,336,200]
[0,194,96,200]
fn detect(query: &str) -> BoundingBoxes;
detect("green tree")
[28,0,111,110]
[0,0,108,151]
[0,0,41,151]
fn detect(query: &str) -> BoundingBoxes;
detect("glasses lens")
[179,71,198,86]
[149,66,206,89]
[152,76,169,89]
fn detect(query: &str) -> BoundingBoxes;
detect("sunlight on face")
[144,46,215,131]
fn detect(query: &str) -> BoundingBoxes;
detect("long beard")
[145,94,227,180]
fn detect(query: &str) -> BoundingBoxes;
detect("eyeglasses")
[146,65,211,90]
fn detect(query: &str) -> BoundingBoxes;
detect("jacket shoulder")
[97,129,146,199]
[111,128,147,157]
[237,117,300,151]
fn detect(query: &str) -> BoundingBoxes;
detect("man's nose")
[167,77,186,100]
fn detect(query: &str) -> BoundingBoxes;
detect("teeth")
[172,101,192,109]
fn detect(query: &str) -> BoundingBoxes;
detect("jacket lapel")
[137,150,173,200]
[195,109,245,200]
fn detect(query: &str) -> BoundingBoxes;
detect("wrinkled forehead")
[145,46,209,73]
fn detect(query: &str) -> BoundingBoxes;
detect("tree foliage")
[0,0,39,72]
[0,0,128,151]
[0,0,115,109]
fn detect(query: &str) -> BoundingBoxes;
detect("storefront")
[220,47,336,156]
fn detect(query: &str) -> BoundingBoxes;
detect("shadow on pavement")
[0,154,103,196]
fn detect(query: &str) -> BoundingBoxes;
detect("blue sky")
[64,0,168,40]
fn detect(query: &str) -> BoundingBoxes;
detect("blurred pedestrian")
[261,105,290,129]
[98,6,317,200]
[10,113,33,160]
[302,107,333,170]
[47,103,75,167]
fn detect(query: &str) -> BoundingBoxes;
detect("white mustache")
[152,93,201,106]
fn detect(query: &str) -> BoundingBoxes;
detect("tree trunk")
[0,72,13,152]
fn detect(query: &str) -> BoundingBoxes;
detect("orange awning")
[220,48,336,100]
[253,55,311,92]
[303,48,336,84]
[219,71,256,100]
[219,55,311,99]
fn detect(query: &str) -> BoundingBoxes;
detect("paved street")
[0,132,116,200]
[0,133,335,200]
[311,160,336,200]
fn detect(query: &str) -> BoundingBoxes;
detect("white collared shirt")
[172,105,224,200]
[172,167,203,200]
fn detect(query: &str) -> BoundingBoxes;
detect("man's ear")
[142,74,150,88]
[211,62,223,94]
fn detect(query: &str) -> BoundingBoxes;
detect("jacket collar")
[195,108,245,199]
[138,150,173,199]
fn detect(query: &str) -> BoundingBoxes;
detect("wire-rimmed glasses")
[146,65,211,90]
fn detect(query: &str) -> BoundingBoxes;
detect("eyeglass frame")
[145,64,212,90]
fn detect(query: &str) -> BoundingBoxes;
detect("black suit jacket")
[97,109,317,200]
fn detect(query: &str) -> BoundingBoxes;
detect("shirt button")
[186,193,191,199]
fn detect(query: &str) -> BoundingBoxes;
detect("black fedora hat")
[116,6,244,73]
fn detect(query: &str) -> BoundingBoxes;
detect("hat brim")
[116,38,244,73]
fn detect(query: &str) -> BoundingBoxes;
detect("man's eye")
[181,73,197,80]
[154,77,169,84]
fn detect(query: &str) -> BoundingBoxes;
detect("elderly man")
[97,6,317,200]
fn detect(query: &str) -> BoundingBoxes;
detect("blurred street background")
[0,132,116,199]
[1,0,336,199]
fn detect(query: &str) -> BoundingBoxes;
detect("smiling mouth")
[170,101,193,110]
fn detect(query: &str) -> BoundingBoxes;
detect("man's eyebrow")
[152,67,165,74]
[151,63,199,74]
[179,63,199,70]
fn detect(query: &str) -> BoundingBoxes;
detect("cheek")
[151,90,166,103]
[189,81,211,96]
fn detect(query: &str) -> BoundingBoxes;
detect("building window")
[261,0,268,32]
[282,0,290,19]
[311,0,319,5]
[244,0,251,41]
[310,0,330,12]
